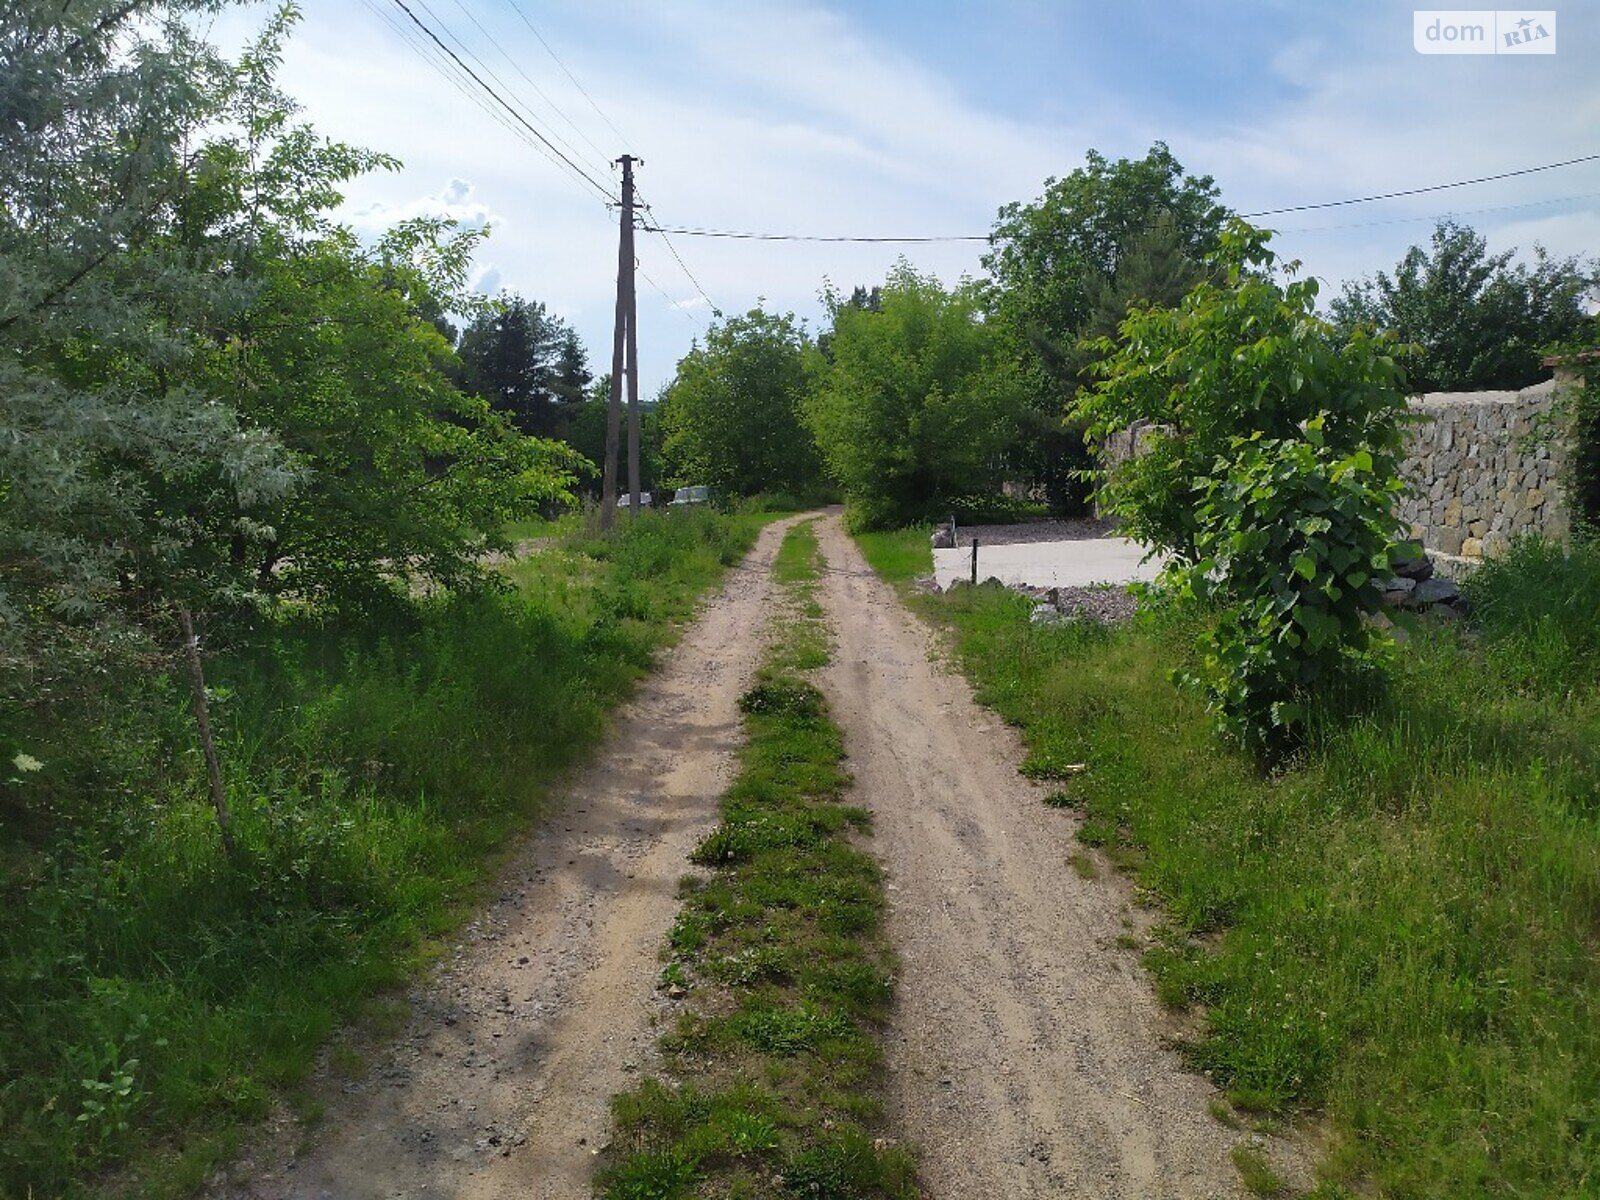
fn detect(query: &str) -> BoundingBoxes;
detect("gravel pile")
[1016,583,1138,624]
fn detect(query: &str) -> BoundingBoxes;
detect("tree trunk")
[179,605,238,859]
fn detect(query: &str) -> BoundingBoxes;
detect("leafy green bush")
[806,265,1027,531]
[942,492,1052,525]
[1174,428,1406,744]
[1081,222,1411,747]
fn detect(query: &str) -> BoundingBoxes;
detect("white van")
[669,486,710,506]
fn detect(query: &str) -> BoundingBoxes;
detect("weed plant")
[600,521,915,1200]
[857,526,1600,1199]
[0,509,766,1198]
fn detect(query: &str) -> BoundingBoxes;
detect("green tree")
[1,2,579,834]
[1084,213,1213,343]
[1083,223,1411,748]
[984,145,1230,510]
[1331,220,1596,392]
[458,293,587,437]
[0,1,297,736]
[986,143,1230,378]
[218,224,579,606]
[550,327,593,405]
[169,12,581,606]
[659,308,822,497]
[806,265,1026,530]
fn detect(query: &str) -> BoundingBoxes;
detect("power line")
[640,224,990,244]
[386,0,619,205]
[442,0,616,179]
[652,229,722,317]
[1277,190,1600,235]
[363,0,590,194]
[501,0,632,149]
[639,264,702,325]
[639,152,1600,244]
[412,0,613,186]
[1243,153,1600,218]
[635,195,722,317]
[373,0,609,200]
[374,1,718,325]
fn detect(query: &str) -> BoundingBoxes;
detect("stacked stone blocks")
[1398,378,1568,561]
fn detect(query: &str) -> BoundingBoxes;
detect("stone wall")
[1399,378,1568,562]
[1096,379,1572,563]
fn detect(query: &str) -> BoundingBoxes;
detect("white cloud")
[473,265,504,296]
[213,0,1598,391]
[348,177,500,233]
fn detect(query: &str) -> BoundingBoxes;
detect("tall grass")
[860,527,1600,1199]
[851,526,932,584]
[0,509,768,1199]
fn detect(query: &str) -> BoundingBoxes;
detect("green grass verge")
[853,526,1600,1200]
[599,520,915,1200]
[851,527,931,586]
[0,508,773,1199]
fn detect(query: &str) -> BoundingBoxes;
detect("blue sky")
[215,1,1599,394]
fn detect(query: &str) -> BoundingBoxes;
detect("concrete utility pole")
[600,154,640,531]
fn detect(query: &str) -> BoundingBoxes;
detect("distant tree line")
[642,144,1594,531]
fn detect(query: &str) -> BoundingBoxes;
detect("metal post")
[970,538,979,586]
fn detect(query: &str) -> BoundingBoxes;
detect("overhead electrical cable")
[635,194,722,317]
[500,0,633,148]
[410,0,614,187]
[363,0,586,192]
[638,264,703,326]
[1277,189,1600,235]
[1244,153,1600,217]
[638,225,990,244]
[639,152,1600,244]
[386,0,619,205]
[442,0,616,179]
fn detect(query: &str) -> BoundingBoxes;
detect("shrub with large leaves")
[1081,222,1412,747]
[1173,427,1406,744]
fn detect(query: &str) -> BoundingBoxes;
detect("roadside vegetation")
[9,4,1599,1198]
[857,526,1600,1198]
[1080,222,1413,749]
[599,521,915,1200]
[0,509,768,1198]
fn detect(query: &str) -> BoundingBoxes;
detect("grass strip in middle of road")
[598,519,917,1200]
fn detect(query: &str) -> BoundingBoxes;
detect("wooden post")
[970,538,979,586]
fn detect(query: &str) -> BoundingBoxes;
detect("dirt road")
[813,514,1280,1199]
[214,510,1298,1200]
[214,517,800,1200]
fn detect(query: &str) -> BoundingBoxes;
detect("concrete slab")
[933,536,1164,590]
